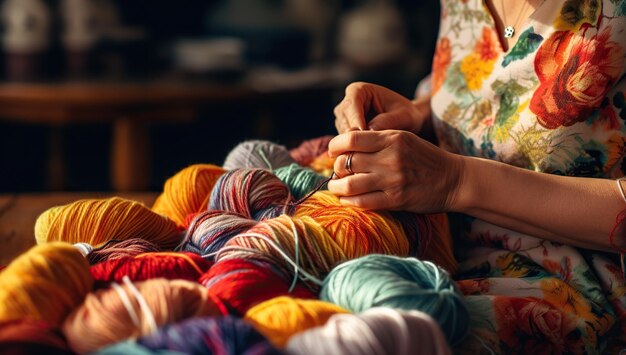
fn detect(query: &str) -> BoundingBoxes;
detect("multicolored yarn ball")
[90,252,213,285]
[320,254,470,345]
[244,296,349,348]
[294,191,410,257]
[182,210,257,258]
[200,259,315,316]
[286,307,452,355]
[0,319,73,355]
[209,169,293,220]
[289,135,333,167]
[84,238,163,265]
[63,278,227,353]
[273,163,328,200]
[223,140,296,171]
[152,164,225,229]
[99,317,282,355]
[35,197,181,249]
[216,214,364,290]
[0,242,93,326]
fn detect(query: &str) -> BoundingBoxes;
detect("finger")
[327,172,382,197]
[343,85,370,131]
[333,151,373,178]
[328,131,389,158]
[368,109,415,131]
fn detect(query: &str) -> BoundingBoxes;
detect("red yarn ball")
[90,252,213,287]
[200,259,316,316]
[0,319,72,355]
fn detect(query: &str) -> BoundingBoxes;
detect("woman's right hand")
[333,82,430,134]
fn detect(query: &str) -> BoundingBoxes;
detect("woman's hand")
[327,130,464,213]
[333,82,430,135]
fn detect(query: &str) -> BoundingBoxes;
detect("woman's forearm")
[451,156,626,252]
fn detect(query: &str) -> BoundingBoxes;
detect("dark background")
[0,0,440,192]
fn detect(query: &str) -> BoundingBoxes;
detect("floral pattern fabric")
[428,0,626,353]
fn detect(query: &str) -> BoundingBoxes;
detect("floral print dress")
[428,0,626,353]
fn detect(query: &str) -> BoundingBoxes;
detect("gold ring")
[345,151,355,175]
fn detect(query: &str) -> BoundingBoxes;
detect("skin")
[328,82,626,252]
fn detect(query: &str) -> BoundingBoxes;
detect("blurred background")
[0,0,439,193]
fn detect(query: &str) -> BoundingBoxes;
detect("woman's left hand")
[327,130,464,213]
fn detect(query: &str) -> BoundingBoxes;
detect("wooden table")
[0,192,157,265]
[0,81,257,192]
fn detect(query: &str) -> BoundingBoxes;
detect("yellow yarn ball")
[244,296,349,348]
[153,164,225,228]
[0,242,93,326]
[34,197,180,249]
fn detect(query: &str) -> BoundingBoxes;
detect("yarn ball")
[308,151,335,176]
[90,252,213,286]
[63,278,227,353]
[182,210,257,258]
[286,308,452,355]
[85,238,162,265]
[0,242,93,326]
[289,135,333,167]
[209,169,293,220]
[244,296,349,348]
[320,255,469,345]
[274,163,328,200]
[223,140,295,171]
[200,259,316,316]
[102,317,282,355]
[294,191,410,258]
[0,319,73,355]
[35,197,181,249]
[417,213,458,275]
[152,164,226,229]
[217,214,362,290]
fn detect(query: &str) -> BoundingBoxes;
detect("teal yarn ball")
[320,254,470,345]
[223,140,295,171]
[273,163,328,199]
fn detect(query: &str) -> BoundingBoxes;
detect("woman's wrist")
[445,155,490,214]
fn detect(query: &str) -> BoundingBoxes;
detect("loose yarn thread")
[274,163,328,200]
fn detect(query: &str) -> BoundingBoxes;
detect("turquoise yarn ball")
[273,163,328,200]
[320,254,470,345]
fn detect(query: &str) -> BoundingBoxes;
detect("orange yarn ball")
[63,278,227,353]
[244,296,349,348]
[35,197,181,249]
[293,191,410,257]
[153,164,225,228]
[0,242,93,326]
